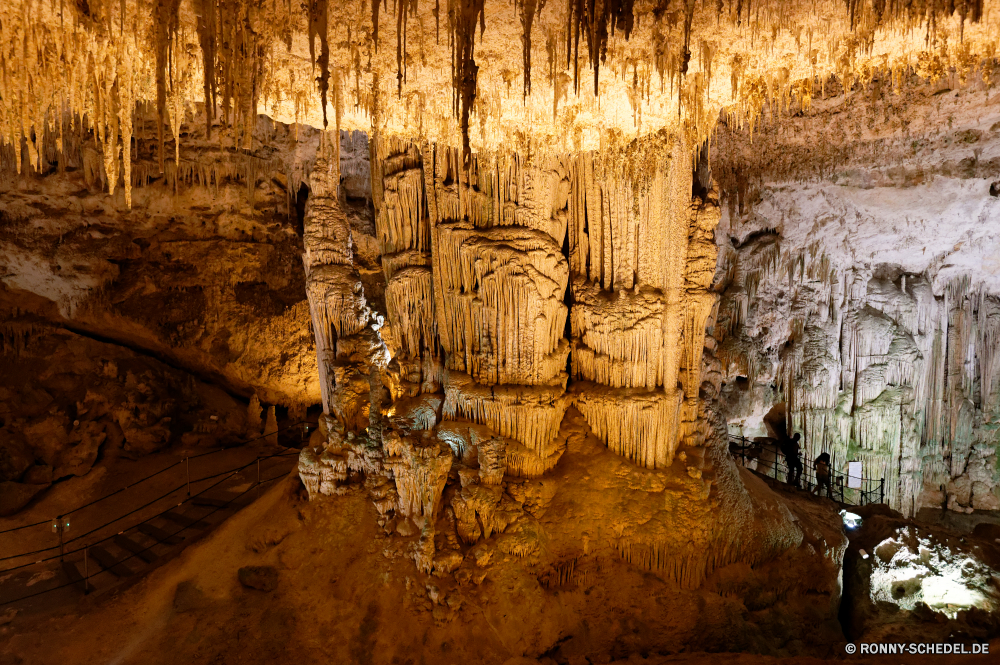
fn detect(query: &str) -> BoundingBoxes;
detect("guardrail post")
[54,516,66,561]
[186,457,191,497]
[880,477,885,504]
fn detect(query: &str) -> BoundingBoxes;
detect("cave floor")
[1,463,996,665]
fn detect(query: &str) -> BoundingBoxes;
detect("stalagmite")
[303,156,387,428]
[476,435,506,485]
[384,431,453,527]
[264,406,278,446]
[248,394,263,432]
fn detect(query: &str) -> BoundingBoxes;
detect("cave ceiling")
[2,0,998,191]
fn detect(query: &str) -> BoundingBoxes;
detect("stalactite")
[307,0,331,128]
[154,0,182,173]
[193,0,219,136]
[442,371,568,455]
[565,0,635,96]
[575,383,683,469]
[722,220,1000,513]
[517,0,546,99]
[450,0,486,167]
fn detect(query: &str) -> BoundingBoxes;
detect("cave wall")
[0,110,324,499]
[307,133,721,475]
[712,80,1000,516]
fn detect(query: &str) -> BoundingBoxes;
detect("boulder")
[0,481,50,516]
[116,408,172,455]
[55,421,106,477]
[0,437,34,482]
[972,481,1000,511]
[946,475,972,509]
[237,566,279,592]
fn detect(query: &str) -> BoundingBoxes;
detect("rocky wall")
[1,110,329,509]
[712,82,1000,516]
[296,132,851,657]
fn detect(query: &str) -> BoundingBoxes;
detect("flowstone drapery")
[290,122,865,653]
[300,132,755,581]
[306,132,726,479]
[717,217,1000,516]
[568,147,720,469]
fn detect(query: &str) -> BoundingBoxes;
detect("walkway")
[728,435,886,507]
[0,423,311,614]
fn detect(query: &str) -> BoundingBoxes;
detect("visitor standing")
[781,432,803,488]
[812,452,833,497]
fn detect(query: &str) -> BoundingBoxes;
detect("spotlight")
[840,509,862,530]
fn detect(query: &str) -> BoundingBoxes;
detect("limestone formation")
[384,431,452,527]
[567,151,720,469]
[842,509,1000,643]
[716,85,1000,515]
[8,2,1000,662]
[303,157,388,429]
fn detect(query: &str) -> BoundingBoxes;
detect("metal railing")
[0,456,298,607]
[0,421,313,580]
[728,435,885,506]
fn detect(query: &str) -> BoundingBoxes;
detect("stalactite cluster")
[4,0,999,205]
[720,239,1000,515]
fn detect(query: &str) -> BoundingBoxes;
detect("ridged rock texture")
[358,137,720,475]
[569,144,720,469]
[295,131,823,607]
[303,151,386,430]
[714,78,1000,516]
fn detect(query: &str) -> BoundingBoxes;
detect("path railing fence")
[0,421,314,606]
[728,434,885,506]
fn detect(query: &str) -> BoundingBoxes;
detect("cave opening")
[295,182,311,236]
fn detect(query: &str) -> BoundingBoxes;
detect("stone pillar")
[568,139,713,469]
[303,155,381,429]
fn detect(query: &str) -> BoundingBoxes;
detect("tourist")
[813,452,833,498]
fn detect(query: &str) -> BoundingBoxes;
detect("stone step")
[162,511,209,530]
[61,560,90,594]
[138,522,184,546]
[114,535,158,564]
[88,546,133,578]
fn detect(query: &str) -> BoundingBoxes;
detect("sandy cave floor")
[2,472,997,665]
[0,420,996,665]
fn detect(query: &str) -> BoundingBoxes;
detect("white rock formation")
[716,142,1000,514]
[568,148,720,469]
[383,430,452,527]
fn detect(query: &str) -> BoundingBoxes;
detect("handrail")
[0,464,294,607]
[0,420,311,536]
[727,433,886,506]
[0,448,300,571]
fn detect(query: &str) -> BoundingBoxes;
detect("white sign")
[847,461,863,489]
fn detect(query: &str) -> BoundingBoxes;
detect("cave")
[2,1,1000,663]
